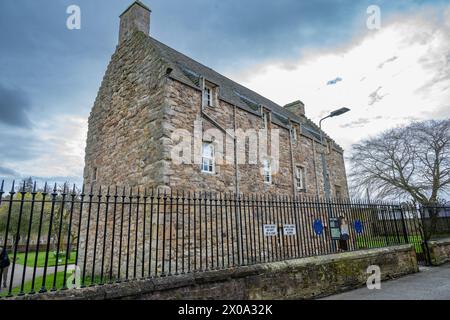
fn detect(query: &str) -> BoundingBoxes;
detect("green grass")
[0,271,104,298]
[11,251,77,268]
[355,235,423,253]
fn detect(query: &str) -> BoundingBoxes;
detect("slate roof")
[145,36,343,151]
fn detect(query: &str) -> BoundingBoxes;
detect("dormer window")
[291,125,298,141]
[261,109,270,129]
[202,82,217,108]
[204,87,212,106]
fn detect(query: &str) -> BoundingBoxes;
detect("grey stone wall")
[428,237,450,266]
[12,245,418,300]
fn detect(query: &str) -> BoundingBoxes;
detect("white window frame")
[263,159,272,184]
[203,85,214,107]
[201,142,215,174]
[296,166,305,190]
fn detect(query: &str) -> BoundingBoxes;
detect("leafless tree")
[349,119,450,206]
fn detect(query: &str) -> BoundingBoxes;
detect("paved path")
[0,263,76,293]
[322,264,450,300]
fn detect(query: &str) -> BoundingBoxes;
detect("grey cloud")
[340,116,384,129]
[340,118,371,129]
[0,84,32,128]
[368,86,388,106]
[0,125,43,161]
[378,56,398,69]
[0,166,20,177]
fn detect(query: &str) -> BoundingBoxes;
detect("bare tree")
[349,119,450,206]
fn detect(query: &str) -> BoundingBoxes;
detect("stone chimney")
[119,1,151,44]
[284,100,305,118]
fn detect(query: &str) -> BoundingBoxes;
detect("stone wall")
[428,238,450,266]
[83,31,170,190]
[13,244,418,300]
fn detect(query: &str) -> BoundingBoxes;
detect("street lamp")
[318,107,350,197]
[319,107,350,144]
[317,107,350,252]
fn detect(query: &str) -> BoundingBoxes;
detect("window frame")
[203,84,215,108]
[291,126,298,141]
[201,142,215,174]
[263,159,272,184]
[295,166,306,191]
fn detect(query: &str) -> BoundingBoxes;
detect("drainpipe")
[233,105,239,195]
[289,126,296,197]
[312,139,320,198]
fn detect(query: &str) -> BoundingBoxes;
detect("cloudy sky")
[0,0,449,187]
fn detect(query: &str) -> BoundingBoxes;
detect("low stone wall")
[428,238,450,266]
[12,245,418,300]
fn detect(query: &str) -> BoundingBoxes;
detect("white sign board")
[263,224,277,237]
[283,224,296,236]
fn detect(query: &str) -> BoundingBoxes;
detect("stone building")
[79,1,352,279]
[83,1,349,199]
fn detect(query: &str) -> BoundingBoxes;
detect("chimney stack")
[284,100,305,118]
[119,1,151,44]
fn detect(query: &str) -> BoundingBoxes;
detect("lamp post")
[318,107,350,199]
[318,107,350,252]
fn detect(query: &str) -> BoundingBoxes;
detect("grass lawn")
[0,271,105,298]
[12,251,77,268]
[355,235,423,253]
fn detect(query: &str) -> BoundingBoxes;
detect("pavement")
[322,263,450,300]
[0,263,76,293]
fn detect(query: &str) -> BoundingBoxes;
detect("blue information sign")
[313,219,324,235]
[354,219,363,234]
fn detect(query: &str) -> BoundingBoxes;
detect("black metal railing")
[0,180,448,298]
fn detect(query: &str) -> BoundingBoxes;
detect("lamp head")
[330,107,350,117]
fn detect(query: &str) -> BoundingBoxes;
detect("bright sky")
[0,0,449,187]
[229,5,450,154]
